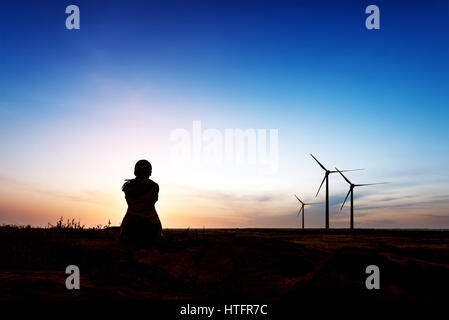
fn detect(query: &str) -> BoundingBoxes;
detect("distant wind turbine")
[310,154,363,229]
[335,168,387,230]
[294,195,319,229]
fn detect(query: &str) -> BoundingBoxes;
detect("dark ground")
[0,226,448,305]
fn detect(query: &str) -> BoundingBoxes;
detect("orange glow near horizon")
[1,170,449,229]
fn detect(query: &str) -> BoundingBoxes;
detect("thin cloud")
[0,174,107,206]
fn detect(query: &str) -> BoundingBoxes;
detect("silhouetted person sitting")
[120,160,162,246]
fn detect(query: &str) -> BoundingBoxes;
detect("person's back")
[120,160,162,246]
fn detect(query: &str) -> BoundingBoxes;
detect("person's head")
[134,159,152,178]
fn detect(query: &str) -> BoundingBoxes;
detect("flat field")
[0,227,448,302]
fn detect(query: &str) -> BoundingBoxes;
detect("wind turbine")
[335,168,387,230]
[310,154,363,229]
[294,195,314,229]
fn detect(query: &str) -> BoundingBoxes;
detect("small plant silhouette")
[46,217,112,230]
[49,217,84,230]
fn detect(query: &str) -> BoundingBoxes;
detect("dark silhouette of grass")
[0,225,448,302]
[44,216,111,230]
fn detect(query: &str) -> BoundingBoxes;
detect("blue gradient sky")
[0,0,448,228]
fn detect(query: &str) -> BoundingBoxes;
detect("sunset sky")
[0,0,448,228]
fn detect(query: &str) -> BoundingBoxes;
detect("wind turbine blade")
[355,182,388,187]
[315,175,326,197]
[340,189,351,211]
[335,167,352,185]
[310,154,328,171]
[338,168,364,172]
[297,208,302,217]
[294,194,304,204]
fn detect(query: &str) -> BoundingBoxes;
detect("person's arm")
[154,183,159,202]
